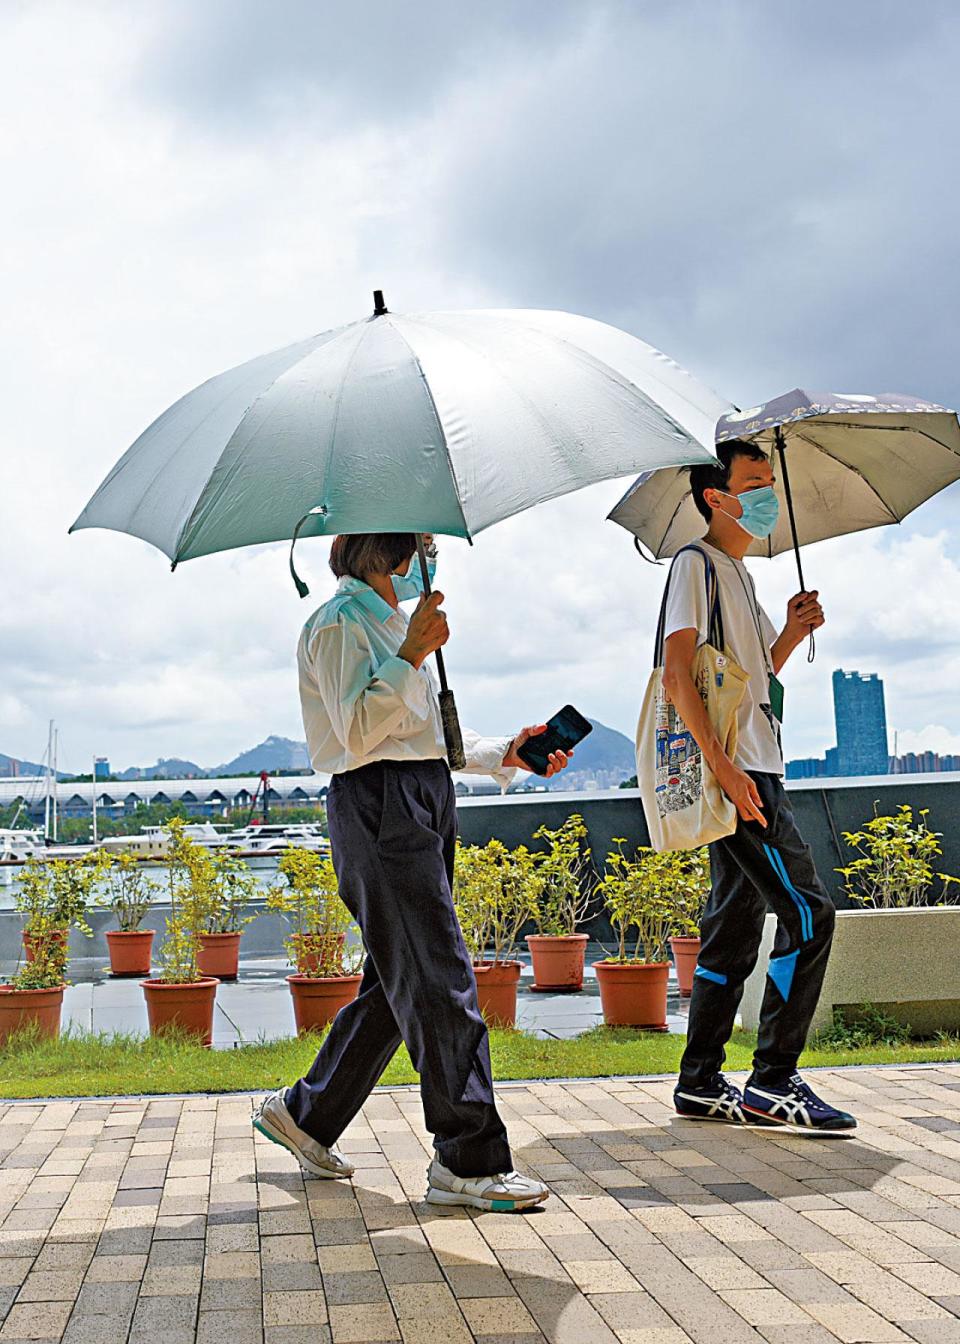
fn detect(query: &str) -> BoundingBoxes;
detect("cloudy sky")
[3,0,960,776]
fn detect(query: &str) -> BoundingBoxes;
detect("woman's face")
[393,535,437,576]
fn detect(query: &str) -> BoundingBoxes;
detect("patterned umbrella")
[610,387,960,567]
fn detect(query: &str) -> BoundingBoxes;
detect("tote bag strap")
[653,544,725,669]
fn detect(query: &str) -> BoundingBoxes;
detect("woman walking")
[254,533,571,1210]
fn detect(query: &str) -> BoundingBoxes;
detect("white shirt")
[298,577,517,789]
[661,540,783,776]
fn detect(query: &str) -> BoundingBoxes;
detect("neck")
[703,514,751,561]
[363,572,399,610]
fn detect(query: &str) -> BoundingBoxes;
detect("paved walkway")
[1,1065,960,1343]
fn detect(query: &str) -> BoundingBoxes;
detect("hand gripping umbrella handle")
[416,535,466,770]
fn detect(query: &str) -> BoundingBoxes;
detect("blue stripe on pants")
[763,842,813,942]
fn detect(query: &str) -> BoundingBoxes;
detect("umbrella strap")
[289,508,328,599]
[653,545,723,668]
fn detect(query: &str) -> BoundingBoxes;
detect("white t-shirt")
[661,540,783,776]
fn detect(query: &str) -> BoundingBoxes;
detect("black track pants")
[679,772,836,1090]
[284,759,512,1178]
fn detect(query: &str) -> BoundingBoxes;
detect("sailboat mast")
[52,727,58,842]
[44,719,53,841]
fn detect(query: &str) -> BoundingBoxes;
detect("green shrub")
[814,1004,911,1050]
[531,814,595,936]
[266,848,358,977]
[837,804,960,909]
[454,839,541,964]
[594,840,679,964]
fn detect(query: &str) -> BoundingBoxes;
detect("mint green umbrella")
[72,294,727,763]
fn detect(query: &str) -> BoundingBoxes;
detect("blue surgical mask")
[391,553,437,602]
[719,485,780,539]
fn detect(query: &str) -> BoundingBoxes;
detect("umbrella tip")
[373,289,388,316]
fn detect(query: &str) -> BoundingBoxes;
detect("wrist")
[398,643,423,670]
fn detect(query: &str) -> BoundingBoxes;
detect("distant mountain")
[542,717,635,791]
[0,753,51,778]
[112,719,634,789]
[213,736,311,776]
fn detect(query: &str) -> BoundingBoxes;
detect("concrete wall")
[458,774,960,938]
[740,908,960,1035]
[4,773,958,968]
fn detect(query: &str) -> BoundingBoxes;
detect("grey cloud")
[138,0,586,133]
[422,2,960,410]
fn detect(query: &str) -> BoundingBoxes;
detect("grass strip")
[0,1026,957,1099]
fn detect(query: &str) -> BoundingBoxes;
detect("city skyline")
[787,667,960,779]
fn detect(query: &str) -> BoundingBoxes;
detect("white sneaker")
[252,1089,355,1179]
[425,1157,549,1211]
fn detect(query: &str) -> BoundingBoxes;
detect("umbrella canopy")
[71,300,728,564]
[607,389,960,561]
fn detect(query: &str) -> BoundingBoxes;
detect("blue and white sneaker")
[743,1074,857,1133]
[674,1073,747,1124]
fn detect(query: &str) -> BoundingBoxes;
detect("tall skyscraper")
[833,669,889,776]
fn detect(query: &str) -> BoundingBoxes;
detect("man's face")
[706,452,775,519]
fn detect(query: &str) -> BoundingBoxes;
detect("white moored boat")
[224,824,330,854]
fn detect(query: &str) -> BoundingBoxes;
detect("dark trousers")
[679,772,836,1090]
[284,759,512,1178]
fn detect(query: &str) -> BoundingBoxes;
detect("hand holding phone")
[513,705,592,776]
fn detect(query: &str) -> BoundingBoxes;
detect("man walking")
[662,442,856,1131]
[254,533,572,1207]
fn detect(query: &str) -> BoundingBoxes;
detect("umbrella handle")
[416,535,466,770]
[774,429,816,664]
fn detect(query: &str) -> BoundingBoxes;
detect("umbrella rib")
[819,421,960,460]
[790,430,904,524]
[176,324,368,560]
[387,323,472,542]
[655,489,691,558]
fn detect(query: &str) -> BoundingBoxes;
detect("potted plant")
[454,840,540,1026]
[669,847,710,997]
[15,855,97,964]
[593,839,675,1029]
[97,852,158,976]
[267,848,362,1033]
[192,847,259,981]
[141,820,219,1045]
[0,932,69,1046]
[526,814,594,991]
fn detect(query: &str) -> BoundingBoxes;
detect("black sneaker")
[742,1074,857,1133]
[674,1074,746,1124]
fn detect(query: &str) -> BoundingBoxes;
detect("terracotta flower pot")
[22,929,68,963]
[0,983,65,1045]
[291,932,346,977]
[669,936,702,998]
[106,929,154,978]
[287,974,362,1034]
[594,960,670,1029]
[197,932,242,981]
[472,960,522,1027]
[141,977,219,1046]
[526,934,589,992]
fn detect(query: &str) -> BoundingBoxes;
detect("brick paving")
[0,1066,959,1341]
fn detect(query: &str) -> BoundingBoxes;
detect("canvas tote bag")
[636,545,749,852]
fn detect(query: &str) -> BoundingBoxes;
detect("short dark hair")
[329,533,417,580]
[689,440,769,522]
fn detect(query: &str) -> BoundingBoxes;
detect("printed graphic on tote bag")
[654,660,713,817]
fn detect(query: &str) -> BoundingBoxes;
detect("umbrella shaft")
[415,534,448,693]
[774,429,806,591]
[774,429,815,662]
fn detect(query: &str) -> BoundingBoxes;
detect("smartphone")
[516,705,593,776]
